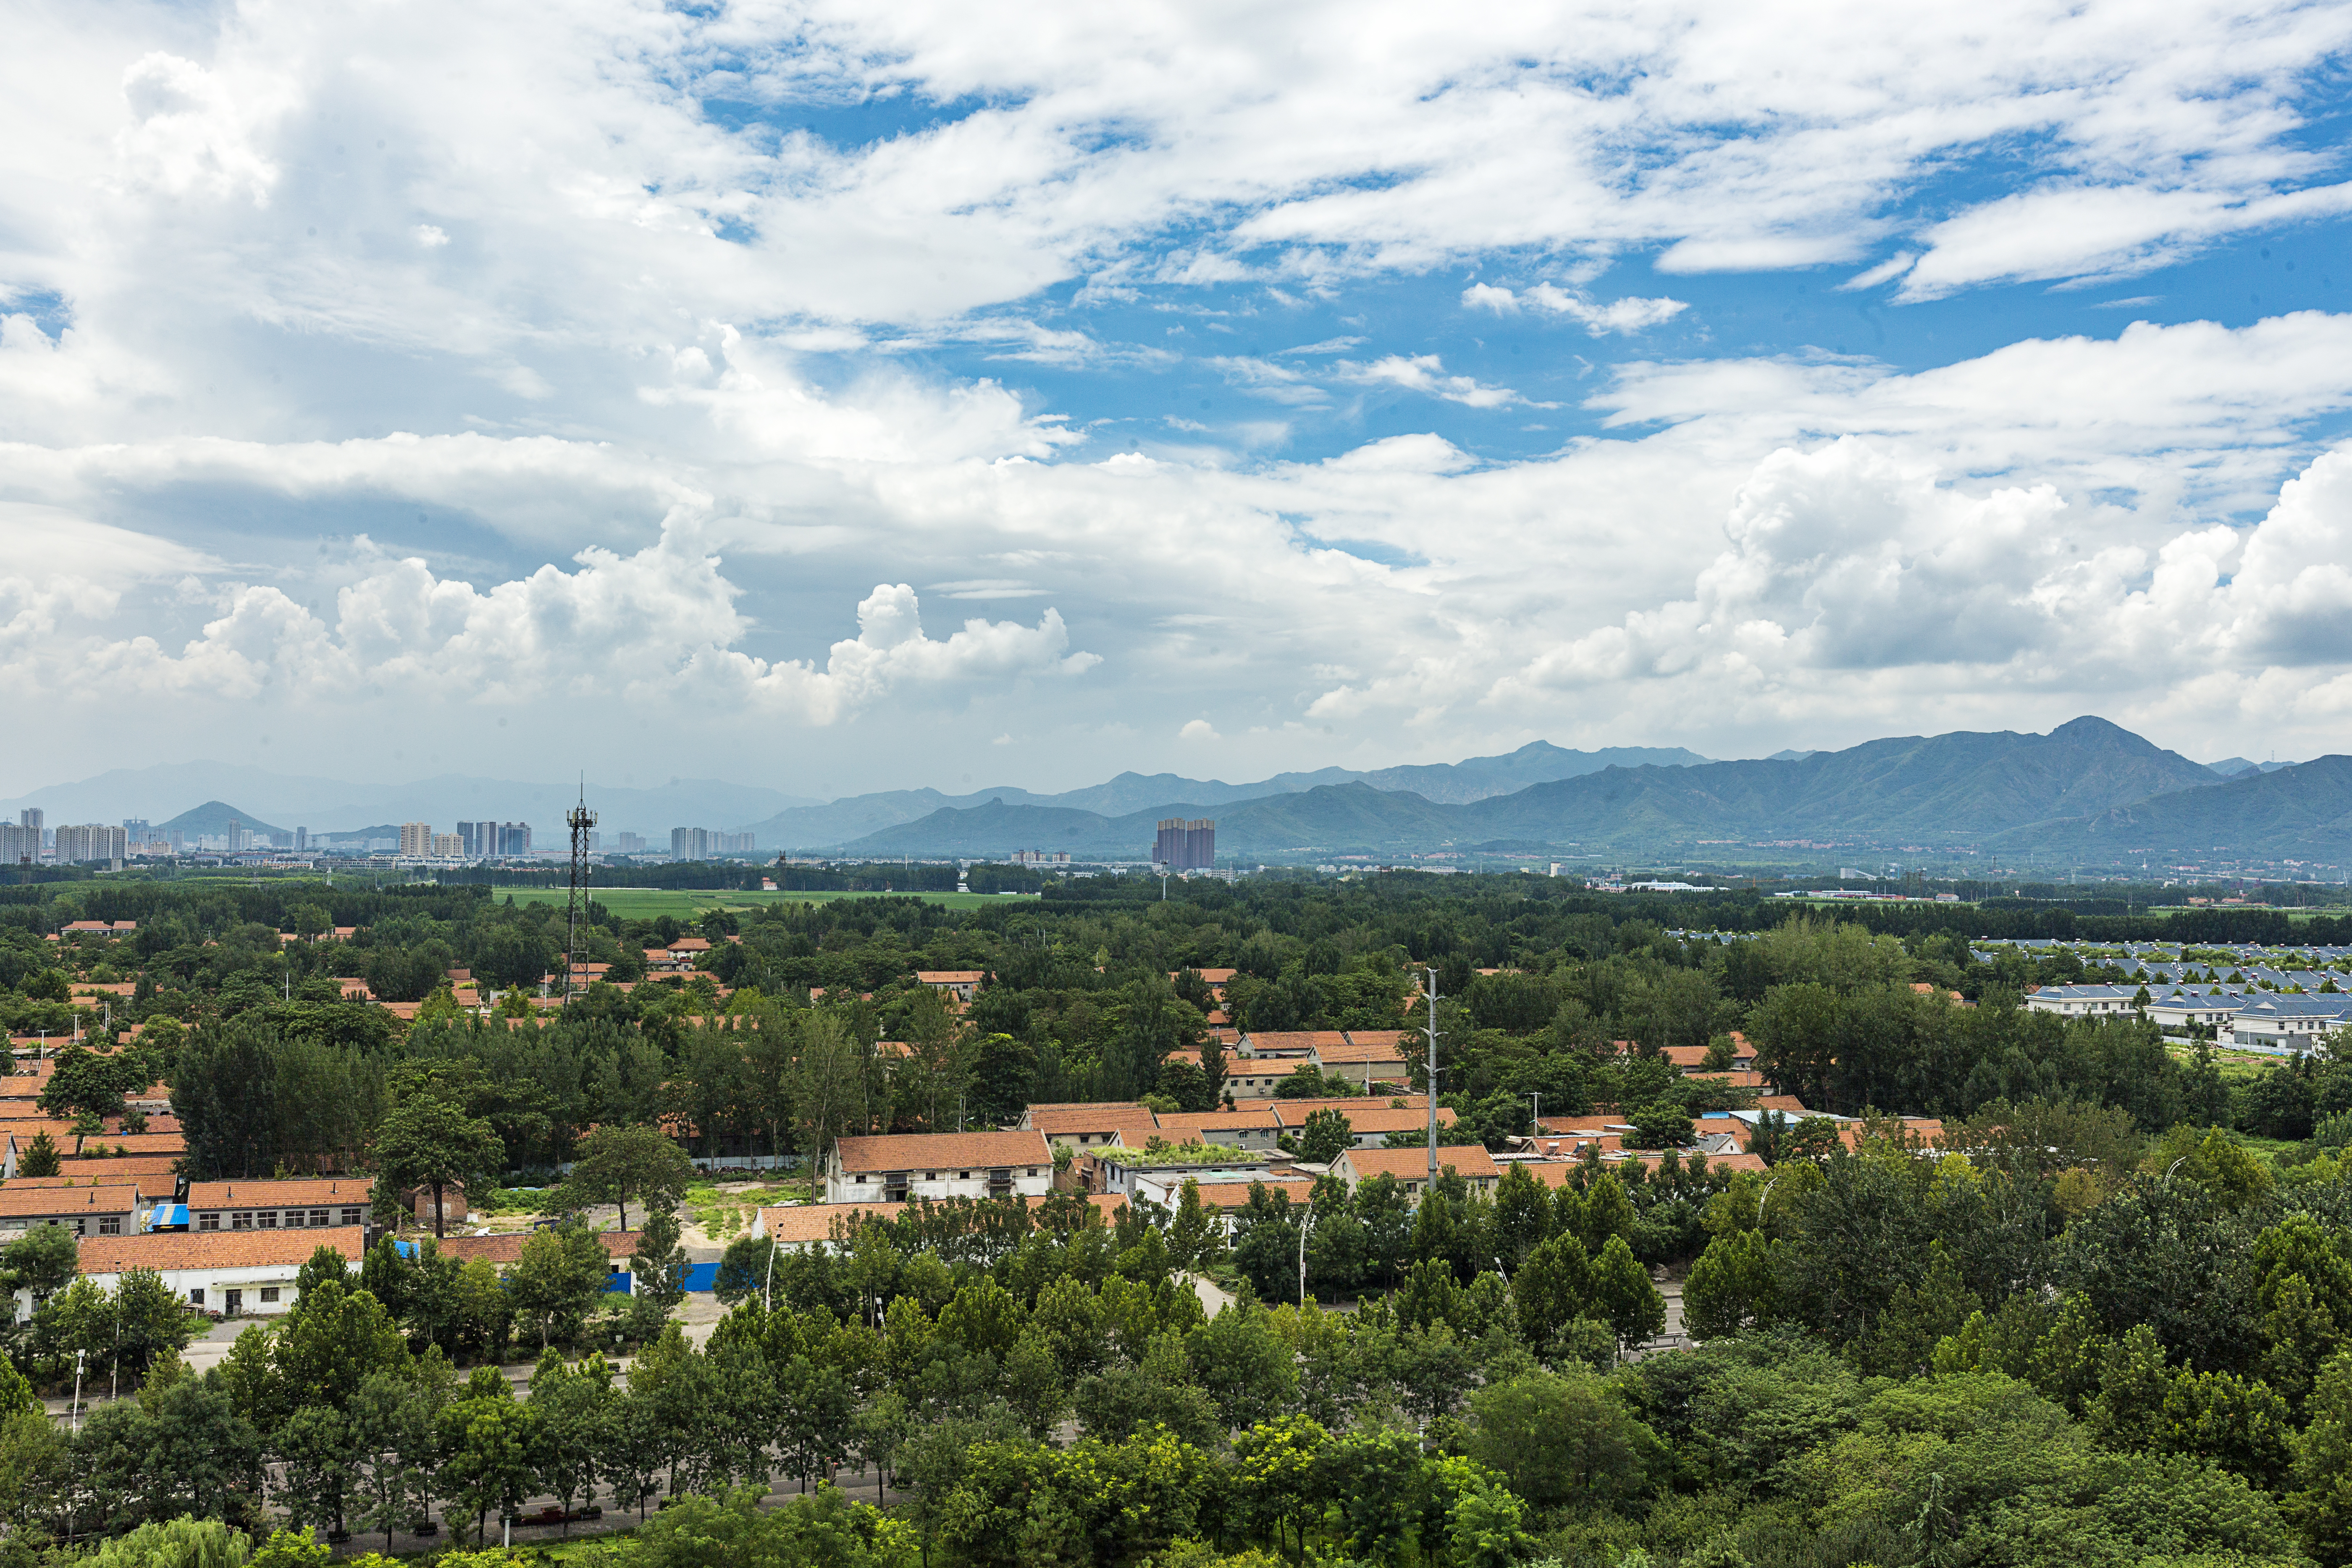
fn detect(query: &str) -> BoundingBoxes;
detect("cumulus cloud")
[9,531,1095,729]
[1491,438,2352,732]
[1334,355,1544,409]
[1462,282,1689,335]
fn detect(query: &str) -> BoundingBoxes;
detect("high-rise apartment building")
[1153,818,1216,871]
[431,833,463,857]
[497,821,531,856]
[0,822,32,863]
[399,822,433,856]
[123,819,152,842]
[55,825,129,862]
[294,827,307,851]
[671,826,710,859]
[225,820,248,853]
[615,832,646,853]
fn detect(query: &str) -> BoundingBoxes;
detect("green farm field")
[492,885,1023,917]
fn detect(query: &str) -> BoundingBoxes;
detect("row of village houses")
[2023,982,2352,1048]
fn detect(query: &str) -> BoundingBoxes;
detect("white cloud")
[1180,718,1221,742]
[1334,354,1541,409]
[1466,283,1689,336]
[5,523,1095,729]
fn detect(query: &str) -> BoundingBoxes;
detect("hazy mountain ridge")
[840,718,2292,861]
[1988,756,2352,862]
[741,741,1711,847]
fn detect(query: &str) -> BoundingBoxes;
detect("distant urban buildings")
[614,832,646,854]
[671,827,755,858]
[457,821,531,856]
[53,824,129,862]
[1012,849,1071,864]
[1154,817,1216,871]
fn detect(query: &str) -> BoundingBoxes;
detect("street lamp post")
[1297,1200,1318,1307]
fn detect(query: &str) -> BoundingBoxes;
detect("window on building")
[231,1213,253,1229]
[310,1210,331,1227]
[259,1287,280,1304]
[189,1289,205,1306]
[339,1208,361,1225]
[258,1211,278,1229]
[199,1212,220,1231]
[99,1216,121,1235]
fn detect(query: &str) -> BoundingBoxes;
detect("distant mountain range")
[5,727,2338,868]
[1988,755,2352,863]
[837,718,2349,866]
[740,741,1709,847]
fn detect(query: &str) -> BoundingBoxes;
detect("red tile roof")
[187,1178,372,1210]
[433,1230,640,1265]
[756,1192,1122,1244]
[0,1183,143,1217]
[1340,1145,1502,1182]
[832,1129,1050,1172]
[77,1226,367,1274]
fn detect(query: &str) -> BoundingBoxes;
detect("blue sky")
[4,0,2352,803]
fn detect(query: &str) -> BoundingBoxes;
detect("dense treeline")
[6,1123,2352,1567]
[5,875,2344,1188]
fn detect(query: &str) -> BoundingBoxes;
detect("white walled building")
[822,1130,1053,1204]
[18,1225,365,1320]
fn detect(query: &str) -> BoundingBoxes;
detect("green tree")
[2,1220,78,1301]
[1189,1307,1297,1432]
[274,1277,408,1410]
[436,1381,546,1545]
[347,1368,430,1552]
[789,1010,872,1200]
[1296,1109,1353,1166]
[1683,1229,1780,1339]
[111,1267,197,1377]
[273,1403,360,1540]
[1465,1370,1659,1508]
[2290,1349,2352,1565]
[85,1516,255,1568]
[1002,1330,1069,1440]
[1590,1234,1665,1351]
[1167,1177,1222,1272]
[1510,1233,1593,1358]
[528,1350,615,1531]
[1230,1415,1328,1566]
[373,1094,503,1239]
[38,1042,153,1122]
[564,1122,693,1232]
[509,1225,614,1350]
[17,1132,60,1178]
[630,1205,692,1317]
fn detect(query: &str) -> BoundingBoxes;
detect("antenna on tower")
[564,775,596,1006]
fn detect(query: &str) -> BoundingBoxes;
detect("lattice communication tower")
[564,782,596,1004]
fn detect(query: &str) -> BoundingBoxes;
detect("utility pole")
[563,778,596,1006]
[1424,966,1440,1191]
